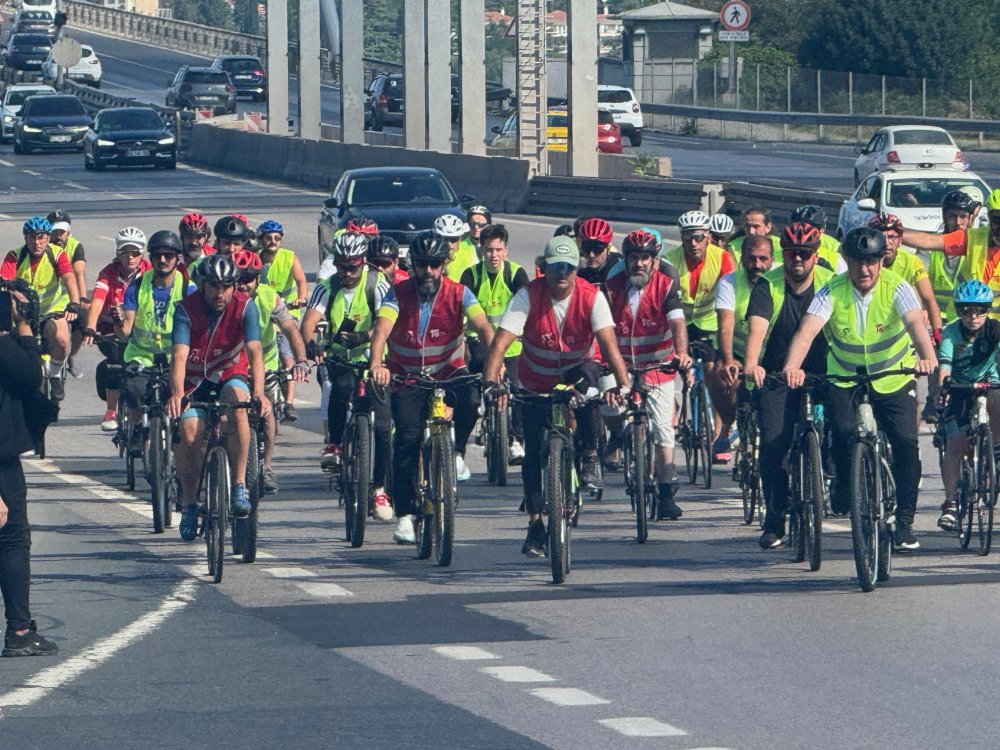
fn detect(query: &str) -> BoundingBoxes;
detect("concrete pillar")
[266,0,288,134]
[425,0,451,153]
[459,0,485,156]
[298,0,322,139]
[567,0,598,177]
[340,0,364,144]
[403,0,427,150]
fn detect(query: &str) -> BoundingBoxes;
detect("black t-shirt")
[746,275,828,374]
[577,251,623,287]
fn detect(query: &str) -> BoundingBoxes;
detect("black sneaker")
[263,468,279,495]
[3,621,58,657]
[758,531,784,549]
[521,519,546,558]
[895,524,920,551]
[656,487,682,520]
[937,500,958,531]
[281,403,298,423]
[580,454,602,491]
[48,376,65,403]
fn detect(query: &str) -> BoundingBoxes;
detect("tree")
[364,0,403,64]
[232,0,259,35]
[170,0,234,30]
[702,42,797,109]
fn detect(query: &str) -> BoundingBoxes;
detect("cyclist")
[606,229,691,520]
[1,217,81,403]
[369,234,495,543]
[367,235,408,285]
[434,214,478,281]
[300,234,394,520]
[575,217,622,288]
[167,255,268,542]
[232,249,309,495]
[742,223,833,549]
[784,227,937,551]
[934,280,1000,531]
[459,223,530,463]
[791,204,846,272]
[47,209,87,379]
[482,236,629,557]
[458,204,491,260]
[81,227,151,431]
[727,207,780,263]
[709,213,736,251]
[930,190,982,325]
[320,218,380,281]
[177,212,215,280]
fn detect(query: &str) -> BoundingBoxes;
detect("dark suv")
[14,93,90,153]
[2,33,52,74]
[210,55,266,102]
[365,73,459,131]
[165,66,236,115]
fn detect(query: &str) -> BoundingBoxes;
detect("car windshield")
[185,71,229,84]
[598,89,632,104]
[347,174,455,206]
[222,59,261,73]
[886,177,990,209]
[99,110,164,131]
[7,89,51,106]
[892,129,953,146]
[26,97,85,116]
[12,34,51,46]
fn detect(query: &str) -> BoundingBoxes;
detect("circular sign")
[50,37,82,69]
[720,0,751,31]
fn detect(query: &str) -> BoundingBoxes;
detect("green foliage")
[364,0,403,64]
[232,0,259,35]
[171,0,234,30]
[701,42,798,110]
[485,22,514,84]
[627,152,659,176]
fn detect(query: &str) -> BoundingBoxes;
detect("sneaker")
[456,454,471,482]
[521,518,546,558]
[895,524,920,551]
[3,621,58,657]
[759,531,785,549]
[712,436,732,464]
[100,409,118,432]
[509,439,525,465]
[262,468,279,495]
[231,483,251,518]
[179,504,200,541]
[281,403,298,423]
[937,500,958,531]
[320,444,342,471]
[373,489,394,521]
[129,425,144,456]
[393,514,416,544]
[657,489,683,521]
[67,356,83,379]
[580,454,602,490]
[921,402,938,424]
[48,376,64,402]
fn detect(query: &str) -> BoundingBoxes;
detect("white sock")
[47,359,65,377]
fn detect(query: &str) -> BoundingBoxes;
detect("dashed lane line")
[433,645,500,661]
[294,581,353,598]
[528,687,610,706]
[598,717,688,737]
[263,566,318,578]
[479,666,556,683]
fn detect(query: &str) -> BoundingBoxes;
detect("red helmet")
[347,217,379,236]
[231,248,263,280]
[780,222,822,250]
[179,212,209,236]
[869,212,904,235]
[622,230,659,255]
[577,217,614,245]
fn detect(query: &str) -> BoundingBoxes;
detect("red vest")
[519,278,599,393]
[606,270,676,386]
[393,267,410,284]
[179,290,251,392]
[387,277,466,377]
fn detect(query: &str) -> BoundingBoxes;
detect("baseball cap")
[542,236,580,267]
[50,221,70,234]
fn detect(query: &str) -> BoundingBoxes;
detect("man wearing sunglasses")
[370,234,495,544]
[456,204,492,263]
[784,227,937,551]
[48,210,88,380]
[742,223,833,549]
[367,235,408,285]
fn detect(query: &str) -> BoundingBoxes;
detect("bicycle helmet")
[710,213,735,236]
[346,217,379,236]
[23,216,51,234]
[868,212,904,235]
[232,248,263,279]
[433,214,468,239]
[46,209,70,226]
[942,190,978,213]
[553,224,574,238]
[577,217,614,244]
[179,212,209,236]
[367,234,400,261]
[467,204,492,223]
[640,226,663,252]
[954,279,994,307]
[147,230,183,255]
[987,189,1000,212]
[791,204,827,229]
[622,230,660,256]
[677,211,711,232]
[201,254,240,285]
[115,226,147,250]
[331,232,368,262]
[841,226,886,261]
[780,222,822,250]
[409,233,451,263]
[214,215,250,242]
[256,219,283,236]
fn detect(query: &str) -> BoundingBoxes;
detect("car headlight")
[71,125,88,132]
[96,138,114,147]
[3,115,12,124]
[22,125,40,133]
[158,136,175,145]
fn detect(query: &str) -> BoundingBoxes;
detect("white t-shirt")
[715,272,737,312]
[807,278,921,330]
[500,285,614,337]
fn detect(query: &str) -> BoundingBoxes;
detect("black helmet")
[841,226,886,261]
[147,230,183,255]
[941,190,978,213]
[553,224,574,238]
[791,204,827,230]
[466,203,492,223]
[213,215,249,242]
[200,254,240,285]
[367,234,400,261]
[408,232,450,263]
[46,208,71,225]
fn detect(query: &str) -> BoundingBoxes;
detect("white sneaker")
[393,515,416,544]
[509,440,525,465]
[373,489,394,521]
[456,454,471,482]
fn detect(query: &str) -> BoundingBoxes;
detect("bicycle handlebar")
[391,372,482,389]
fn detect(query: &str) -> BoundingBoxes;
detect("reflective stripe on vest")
[325,266,376,363]
[179,291,251,391]
[469,260,522,357]
[664,243,725,330]
[607,270,675,386]
[124,271,185,367]
[254,284,280,371]
[15,245,69,316]
[386,277,467,377]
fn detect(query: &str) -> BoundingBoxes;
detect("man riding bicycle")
[434,214,479,281]
[784,227,937,551]
[929,190,983,325]
[791,204,846,272]
[457,204,491,261]
[367,235,409,285]
[726,207,780,263]
[48,209,87,379]
[177,213,215,280]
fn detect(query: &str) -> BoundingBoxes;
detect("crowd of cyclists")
[13,182,1000,580]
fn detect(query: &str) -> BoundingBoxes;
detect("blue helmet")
[257,219,283,236]
[954,279,994,307]
[23,216,52,234]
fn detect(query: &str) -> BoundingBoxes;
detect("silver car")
[0,82,54,141]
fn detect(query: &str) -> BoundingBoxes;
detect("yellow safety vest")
[254,283,280,371]
[447,240,479,281]
[726,270,757,361]
[467,260,522,357]
[665,243,726,331]
[124,271,186,366]
[929,250,962,323]
[264,247,301,318]
[763,264,834,345]
[324,266,380,363]
[884,248,928,289]
[15,245,69,316]
[954,227,1000,318]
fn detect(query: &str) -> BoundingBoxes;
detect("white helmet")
[116,226,147,251]
[677,211,711,231]
[331,232,368,261]
[710,213,734,235]
[433,214,469,239]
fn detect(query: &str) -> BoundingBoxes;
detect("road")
[1,146,1000,748]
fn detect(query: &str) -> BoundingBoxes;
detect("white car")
[838,168,991,237]
[42,43,102,87]
[853,125,965,185]
[597,84,643,146]
[0,82,54,141]
[17,0,58,14]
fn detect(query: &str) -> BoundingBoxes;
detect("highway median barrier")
[722,182,848,233]
[519,176,708,224]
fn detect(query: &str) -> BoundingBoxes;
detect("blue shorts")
[181,377,250,421]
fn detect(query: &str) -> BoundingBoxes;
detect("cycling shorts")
[180,376,250,421]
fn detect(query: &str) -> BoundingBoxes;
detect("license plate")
[50,135,71,142]
[234,74,252,80]
[126,149,150,157]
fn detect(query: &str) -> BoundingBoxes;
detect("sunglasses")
[781,247,816,261]
[117,248,143,257]
[546,261,575,275]
[335,261,365,271]
[580,241,607,255]
[413,259,444,270]
[260,233,283,242]
[150,252,177,260]
[627,252,656,263]
[26,232,49,239]
[957,306,991,318]
[682,233,707,243]
[470,221,489,229]
[370,258,395,268]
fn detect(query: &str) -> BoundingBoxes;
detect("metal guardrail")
[520,176,707,224]
[722,181,847,232]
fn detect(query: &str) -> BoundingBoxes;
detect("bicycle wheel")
[341,419,356,542]
[487,403,509,487]
[149,416,170,534]
[977,429,995,556]
[349,414,372,549]
[876,454,892,583]
[738,412,756,524]
[788,449,806,564]
[416,447,433,560]
[849,441,878,592]
[678,388,696,485]
[430,430,457,567]
[631,421,649,544]
[959,457,974,550]
[545,433,570,584]
[696,383,713,489]
[803,430,824,572]
[205,447,229,584]
[233,428,261,563]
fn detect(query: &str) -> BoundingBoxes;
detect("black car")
[13,93,89,153]
[165,66,236,115]
[83,106,176,171]
[365,73,460,131]
[210,55,266,101]
[3,33,52,72]
[318,167,472,262]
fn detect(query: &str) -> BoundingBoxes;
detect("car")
[489,109,623,153]
[12,9,55,37]
[837,168,992,237]
[2,32,53,75]
[597,84,643,146]
[165,66,236,115]
[210,55,266,101]
[364,72,460,131]
[42,43,102,87]
[17,0,58,15]
[853,125,966,185]
[13,93,90,153]
[83,106,176,171]
[0,82,54,141]
[317,167,473,262]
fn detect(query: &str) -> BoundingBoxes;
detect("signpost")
[49,37,82,88]
[719,0,750,95]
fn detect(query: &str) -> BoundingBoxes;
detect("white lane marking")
[263,566,317,578]
[176,163,326,195]
[598,717,688,737]
[22,169,41,176]
[480,666,556,683]
[0,214,11,220]
[114,193,135,200]
[529,687,609,706]
[0,577,197,710]
[98,235,116,242]
[97,52,177,75]
[434,645,500,661]
[773,149,856,161]
[0,158,13,166]
[295,581,353,598]
[63,182,88,191]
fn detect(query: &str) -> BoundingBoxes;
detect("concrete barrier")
[520,176,707,224]
[722,182,848,232]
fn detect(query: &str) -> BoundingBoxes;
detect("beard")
[418,275,440,298]
[628,268,651,288]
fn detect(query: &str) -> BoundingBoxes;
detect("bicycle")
[781,374,827,571]
[109,362,149,492]
[232,403,266,564]
[32,310,68,457]
[132,354,175,533]
[483,387,510,487]
[330,357,376,548]
[676,340,714,489]
[733,377,764,528]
